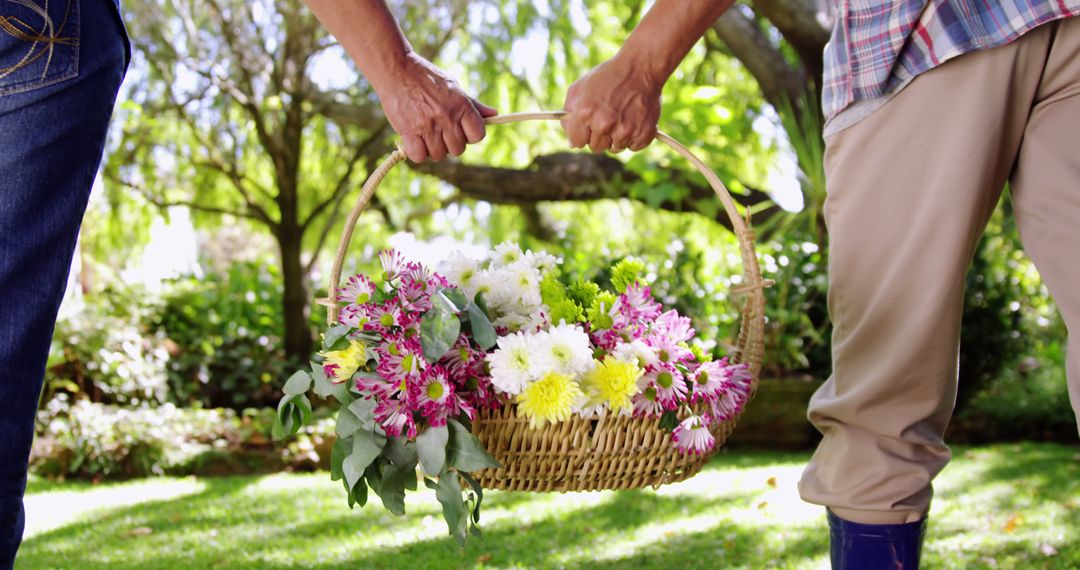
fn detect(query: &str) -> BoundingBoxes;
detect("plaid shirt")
[823,0,1080,132]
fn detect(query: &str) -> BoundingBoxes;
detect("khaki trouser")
[798,17,1080,525]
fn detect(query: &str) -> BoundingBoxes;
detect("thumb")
[471,99,499,118]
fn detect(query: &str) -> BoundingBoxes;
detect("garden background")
[23,0,1079,568]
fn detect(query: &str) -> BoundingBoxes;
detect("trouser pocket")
[0,0,80,95]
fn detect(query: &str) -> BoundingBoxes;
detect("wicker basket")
[326,111,768,493]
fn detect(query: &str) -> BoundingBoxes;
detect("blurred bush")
[147,262,294,409]
[31,396,334,480]
[45,286,170,406]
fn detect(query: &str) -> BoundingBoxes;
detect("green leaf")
[343,429,386,490]
[311,362,349,403]
[365,462,384,495]
[460,471,484,524]
[467,303,497,350]
[282,371,312,396]
[420,307,460,363]
[293,394,313,426]
[330,436,351,481]
[473,292,490,315]
[272,396,297,440]
[384,436,418,468]
[348,397,377,427]
[659,410,679,431]
[423,477,438,490]
[377,459,416,516]
[323,324,352,350]
[345,476,367,509]
[439,287,468,312]
[436,470,468,546]
[447,419,500,473]
[416,425,449,476]
[336,406,363,439]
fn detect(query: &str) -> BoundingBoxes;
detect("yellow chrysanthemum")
[323,339,366,383]
[582,357,643,413]
[516,372,584,428]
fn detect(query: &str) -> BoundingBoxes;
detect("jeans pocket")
[0,0,80,96]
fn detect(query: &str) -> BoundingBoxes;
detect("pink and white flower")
[672,414,715,454]
[641,363,688,410]
[337,273,377,305]
[374,398,417,438]
[379,249,407,282]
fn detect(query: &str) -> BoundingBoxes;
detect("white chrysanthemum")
[440,251,482,290]
[522,250,559,273]
[505,262,543,307]
[493,313,532,333]
[533,323,594,376]
[486,332,539,394]
[612,339,659,369]
[467,269,502,306]
[492,242,524,268]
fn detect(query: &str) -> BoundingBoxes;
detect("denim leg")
[0,0,127,566]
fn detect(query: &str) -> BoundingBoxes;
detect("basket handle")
[324,111,768,373]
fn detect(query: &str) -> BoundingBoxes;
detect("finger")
[402,135,428,163]
[471,98,498,118]
[629,124,658,151]
[589,132,613,154]
[443,124,467,157]
[461,106,487,144]
[565,118,590,149]
[611,124,634,152]
[424,133,449,162]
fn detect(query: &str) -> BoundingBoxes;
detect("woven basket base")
[468,404,739,493]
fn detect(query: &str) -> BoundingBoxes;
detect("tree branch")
[408,152,780,233]
[749,0,830,79]
[711,8,807,113]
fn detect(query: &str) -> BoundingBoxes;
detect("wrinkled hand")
[562,55,662,153]
[378,53,497,162]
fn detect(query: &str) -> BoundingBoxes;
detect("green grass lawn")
[17,443,1080,569]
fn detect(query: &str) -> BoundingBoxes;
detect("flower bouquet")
[273,243,753,544]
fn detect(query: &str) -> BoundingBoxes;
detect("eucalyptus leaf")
[447,419,500,473]
[323,324,351,350]
[293,394,313,426]
[466,303,497,350]
[311,362,349,403]
[365,462,383,495]
[420,307,460,363]
[436,472,468,545]
[440,287,468,311]
[473,292,490,315]
[348,396,377,426]
[384,436,418,468]
[416,425,449,476]
[335,406,363,439]
[282,371,312,396]
[460,471,484,524]
[343,429,386,489]
[330,436,351,481]
[377,460,416,516]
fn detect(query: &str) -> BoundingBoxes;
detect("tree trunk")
[278,221,313,362]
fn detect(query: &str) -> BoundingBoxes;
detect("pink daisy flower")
[363,300,404,333]
[632,385,665,418]
[415,366,475,427]
[397,277,434,312]
[338,304,370,328]
[689,360,727,403]
[653,309,695,343]
[379,249,407,282]
[672,414,716,455]
[642,363,688,410]
[374,398,417,438]
[337,273,377,305]
[644,333,694,365]
[618,283,662,321]
[375,339,425,386]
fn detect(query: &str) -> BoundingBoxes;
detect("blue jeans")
[0,0,128,565]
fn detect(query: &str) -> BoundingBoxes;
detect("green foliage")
[45,286,170,407]
[540,273,585,325]
[610,258,645,293]
[31,399,335,479]
[149,262,295,409]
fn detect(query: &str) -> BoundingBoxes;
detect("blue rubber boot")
[828,509,926,569]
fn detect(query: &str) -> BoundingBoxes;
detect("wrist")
[364,46,417,95]
[612,44,669,93]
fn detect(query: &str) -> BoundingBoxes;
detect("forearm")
[618,0,735,84]
[301,0,411,93]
